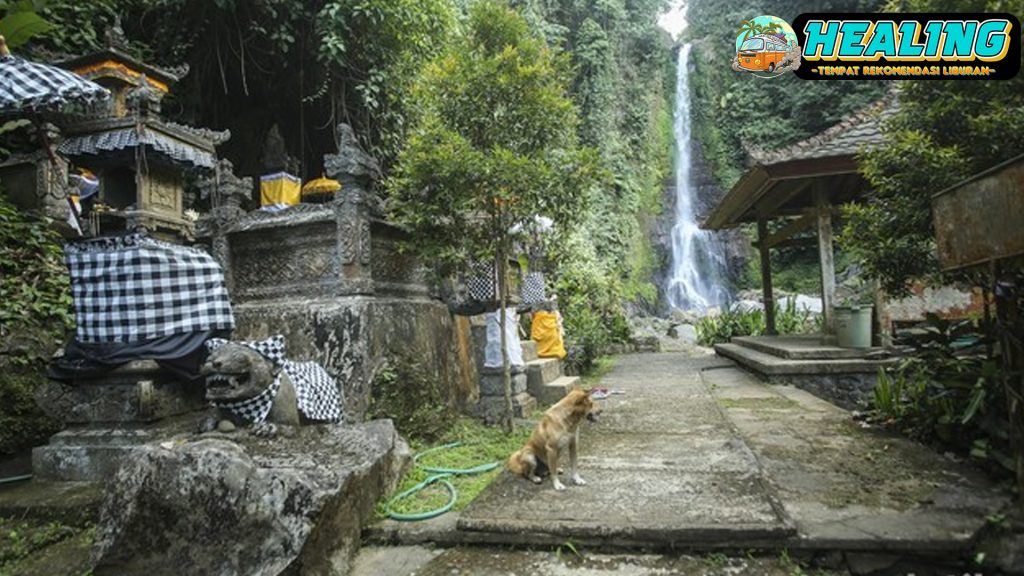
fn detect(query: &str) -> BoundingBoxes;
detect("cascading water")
[666,44,729,312]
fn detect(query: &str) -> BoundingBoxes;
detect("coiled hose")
[383,442,500,521]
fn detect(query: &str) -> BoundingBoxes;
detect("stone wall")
[197,133,480,425]
[231,296,476,422]
[768,373,878,411]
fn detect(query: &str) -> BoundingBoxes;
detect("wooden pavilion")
[702,97,894,337]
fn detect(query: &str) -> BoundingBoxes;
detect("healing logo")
[733,15,801,78]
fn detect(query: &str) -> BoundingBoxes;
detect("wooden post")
[758,218,777,336]
[816,190,836,335]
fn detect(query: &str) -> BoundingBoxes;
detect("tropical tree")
[735,19,760,41]
[388,0,601,432]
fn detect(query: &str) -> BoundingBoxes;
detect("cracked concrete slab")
[374,353,1008,560]
[702,365,1010,552]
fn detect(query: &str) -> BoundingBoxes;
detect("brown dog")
[507,388,602,490]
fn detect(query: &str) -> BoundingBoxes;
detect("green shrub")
[695,308,765,347]
[551,234,630,375]
[369,354,455,443]
[869,316,1012,473]
[0,193,74,362]
[0,190,72,455]
[695,297,819,347]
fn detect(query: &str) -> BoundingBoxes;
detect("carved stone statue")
[196,159,252,228]
[261,124,289,173]
[324,123,381,183]
[200,335,343,437]
[201,341,300,437]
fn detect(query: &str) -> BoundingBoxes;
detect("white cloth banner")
[484,307,524,369]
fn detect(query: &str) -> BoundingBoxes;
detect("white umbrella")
[0,35,109,116]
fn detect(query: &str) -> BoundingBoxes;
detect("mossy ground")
[0,518,93,576]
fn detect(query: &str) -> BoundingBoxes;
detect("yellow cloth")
[260,173,301,207]
[531,311,566,359]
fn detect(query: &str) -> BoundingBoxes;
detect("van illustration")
[737,34,790,73]
[733,16,800,78]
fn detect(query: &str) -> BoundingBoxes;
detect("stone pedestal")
[91,420,410,576]
[33,361,207,482]
[470,317,537,423]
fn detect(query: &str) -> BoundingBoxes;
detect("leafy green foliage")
[695,297,819,346]
[0,190,69,455]
[513,0,673,352]
[0,4,51,49]
[0,518,79,569]
[369,354,455,443]
[686,0,887,191]
[869,315,1012,474]
[551,235,630,374]
[840,0,1024,295]
[0,191,73,365]
[388,0,599,270]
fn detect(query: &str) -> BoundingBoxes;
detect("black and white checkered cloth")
[466,260,496,301]
[204,335,342,424]
[282,361,343,421]
[0,54,109,114]
[65,234,234,344]
[520,271,546,304]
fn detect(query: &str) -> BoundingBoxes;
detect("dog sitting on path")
[507,388,602,490]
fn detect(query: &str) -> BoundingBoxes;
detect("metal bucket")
[835,306,872,348]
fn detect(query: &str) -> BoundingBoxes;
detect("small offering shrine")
[56,37,229,242]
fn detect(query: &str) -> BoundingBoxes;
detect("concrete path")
[458,353,1007,552]
[459,353,795,546]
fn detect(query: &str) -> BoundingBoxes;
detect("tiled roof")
[750,92,898,165]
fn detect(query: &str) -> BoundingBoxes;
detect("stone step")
[731,335,883,360]
[714,342,897,376]
[473,392,537,424]
[521,340,538,362]
[530,375,579,406]
[479,371,528,397]
[525,358,562,391]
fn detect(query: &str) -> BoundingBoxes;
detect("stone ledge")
[90,419,410,576]
[715,342,896,375]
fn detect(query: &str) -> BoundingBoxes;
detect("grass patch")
[378,417,532,518]
[0,518,84,572]
[579,356,616,389]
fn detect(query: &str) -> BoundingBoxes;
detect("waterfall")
[666,44,729,312]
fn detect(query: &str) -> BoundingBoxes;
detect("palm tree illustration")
[736,19,761,41]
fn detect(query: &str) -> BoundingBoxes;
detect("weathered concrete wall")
[232,297,477,422]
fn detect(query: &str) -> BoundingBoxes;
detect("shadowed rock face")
[90,420,410,576]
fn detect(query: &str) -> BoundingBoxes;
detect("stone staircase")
[713,334,897,409]
[521,340,579,406]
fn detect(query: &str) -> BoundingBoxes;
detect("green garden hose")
[0,474,32,485]
[383,442,500,521]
